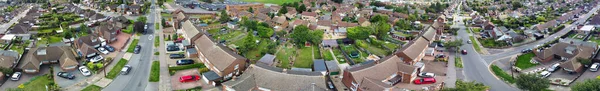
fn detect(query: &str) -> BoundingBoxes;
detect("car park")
[134,45,141,54]
[79,66,92,76]
[176,59,194,65]
[170,54,185,59]
[179,75,200,82]
[98,47,109,54]
[590,63,599,72]
[57,72,75,79]
[104,45,115,52]
[11,72,21,81]
[547,63,561,72]
[121,65,132,75]
[414,77,436,84]
[418,72,436,77]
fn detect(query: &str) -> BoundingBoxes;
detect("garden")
[8,74,60,91]
[82,85,103,91]
[341,45,368,64]
[275,45,295,69]
[293,46,315,68]
[515,53,538,69]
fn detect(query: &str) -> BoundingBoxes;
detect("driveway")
[0,65,50,90]
[109,33,132,52]
[170,69,203,90]
[53,65,90,88]
[573,69,600,85]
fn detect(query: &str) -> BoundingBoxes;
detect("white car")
[547,63,561,72]
[98,47,109,54]
[90,55,104,63]
[11,72,22,81]
[590,63,600,72]
[418,72,435,77]
[540,71,551,78]
[79,66,92,76]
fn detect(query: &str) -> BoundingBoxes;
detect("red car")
[414,78,436,84]
[179,75,200,82]
[461,50,468,55]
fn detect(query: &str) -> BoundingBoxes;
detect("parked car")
[590,63,600,72]
[176,59,195,65]
[104,45,115,52]
[461,50,467,55]
[327,81,335,89]
[179,75,200,82]
[540,71,551,78]
[435,54,445,58]
[57,72,75,79]
[414,77,436,84]
[98,47,109,54]
[547,63,561,72]
[521,48,533,53]
[11,72,21,81]
[134,45,141,54]
[170,54,185,59]
[437,43,444,47]
[144,24,148,30]
[418,72,436,77]
[79,66,92,76]
[121,65,132,75]
[90,55,104,63]
[467,40,472,44]
[167,46,180,51]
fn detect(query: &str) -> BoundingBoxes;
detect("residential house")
[94,24,120,44]
[194,35,248,86]
[317,20,332,31]
[172,9,187,29]
[394,37,429,65]
[535,20,558,33]
[342,55,419,91]
[7,24,31,34]
[0,51,18,69]
[20,46,79,74]
[225,3,264,12]
[533,41,597,73]
[301,12,318,23]
[577,25,595,35]
[222,64,327,90]
[284,9,297,19]
[588,14,600,28]
[128,5,141,15]
[106,4,118,12]
[334,27,347,37]
[117,4,128,14]
[181,20,202,44]
[73,35,103,58]
[270,16,288,31]
[254,13,271,23]
[358,17,370,26]
[290,20,308,29]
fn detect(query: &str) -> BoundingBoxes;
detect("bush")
[199,68,210,73]
[168,63,206,75]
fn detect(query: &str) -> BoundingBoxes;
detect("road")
[481,4,600,63]
[452,1,600,91]
[0,5,32,33]
[103,0,158,91]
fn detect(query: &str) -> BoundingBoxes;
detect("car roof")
[423,78,435,81]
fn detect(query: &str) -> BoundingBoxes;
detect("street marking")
[149,35,153,40]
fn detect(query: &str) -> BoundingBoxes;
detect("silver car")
[11,72,22,81]
[121,65,132,75]
[590,63,599,72]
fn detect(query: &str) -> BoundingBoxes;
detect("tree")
[290,25,322,46]
[571,79,600,91]
[370,14,388,23]
[279,6,288,15]
[136,16,147,23]
[577,58,592,66]
[296,4,306,13]
[248,7,254,13]
[64,31,73,39]
[257,26,274,38]
[347,26,371,40]
[511,1,523,10]
[515,74,550,91]
[442,80,489,91]
[238,33,257,53]
[219,10,230,23]
[72,0,80,3]
[444,39,464,51]
[332,0,343,3]
[371,22,391,39]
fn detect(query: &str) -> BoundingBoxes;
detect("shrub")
[199,68,210,73]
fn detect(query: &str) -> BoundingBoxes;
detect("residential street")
[0,5,32,33]
[103,0,158,91]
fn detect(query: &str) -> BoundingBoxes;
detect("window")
[234,64,239,70]
[24,69,37,73]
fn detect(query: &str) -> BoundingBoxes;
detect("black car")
[105,45,115,52]
[167,46,180,51]
[176,59,195,65]
[57,72,75,79]
[134,45,141,54]
[170,54,185,59]
[521,48,533,53]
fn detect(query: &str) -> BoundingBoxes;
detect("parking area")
[108,33,132,52]
[0,66,50,90]
[573,68,600,85]
[394,59,448,90]
[166,57,200,66]
[53,65,90,88]
[170,69,203,90]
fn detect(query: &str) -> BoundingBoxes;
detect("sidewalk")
[445,52,457,88]
[155,9,172,91]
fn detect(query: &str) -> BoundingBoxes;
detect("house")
[73,35,103,58]
[254,13,271,23]
[317,20,332,31]
[0,51,18,69]
[128,5,141,14]
[225,3,264,12]
[588,15,600,28]
[222,64,328,90]
[284,9,297,19]
[577,25,595,34]
[94,24,120,44]
[20,46,79,74]
[270,16,288,31]
[394,37,429,65]
[535,20,558,33]
[8,24,31,34]
[533,41,597,73]
[290,20,308,29]
[358,17,370,26]
[342,55,419,91]
[172,9,187,29]
[258,54,275,66]
[106,4,118,12]
[301,12,318,23]
[181,20,202,44]
[117,4,128,14]
[334,27,347,36]
[194,34,248,86]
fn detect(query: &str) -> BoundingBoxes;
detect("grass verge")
[455,56,463,68]
[469,36,482,53]
[154,36,160,47]
[106,59,129,79]
[127,39,140,53]
[491,65,516,83]
[515,53,537,69]
[154,52,159,55]
[149,61,160,82]
[82,85,102,91]
[155,23,160,30]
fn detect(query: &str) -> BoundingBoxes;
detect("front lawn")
[276,45,295,69]
[239,0,301,5]
[480,38,509,48]
[469,36,482,53]
[18,75,55,91]
[472,27,482,33]
[127,39,139,53]
[491,65,516,83]
[82,85,103,91]
[106,59,129,79]
[515,53,537,69]
[149,61,160,82]
[294,46,314,68]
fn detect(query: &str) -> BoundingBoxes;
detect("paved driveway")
[170,69,202,90]
[109,33,132,51]
[53,65,90,88]
[574,68,600,84]
[0,65,50,90]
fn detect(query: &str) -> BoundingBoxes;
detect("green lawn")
[207,29,220,35]
[19,75,53,91]
[49,36,62,43]
[294,46,314,68]
[363,43,388,56]
[469,36,482,53]
[491,65,516,83]
[155,23,160,30]
[332,48,345,63]
[38,27,60,33]
[342,45,367,63]
[455,56,463,68]
[313,46,322,59]
[472,28,482,33]
[276,45,295,69]
[216,31,245,43]
[127,39,140,53]
[149,61,160,82]
[154,36,160,47]
[82,85,103,91]
[383,42,398,49]
[515,53,538,69]
[106,59,129,79]
[122,25,134,34]
[243,39,270,61]
[323,49,334,61]
[239,0,301,5]
[160,13,172,17]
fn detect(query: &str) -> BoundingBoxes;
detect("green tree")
[137,16,147,23]
[248,7,254,13]
[371,22,391,39]
[238,33,257,53]
[279,6,288,15]
[219,10,230,23]
[442,80,489,91]
[290,25,322,46]
[64,31,73,39]
[370,14,388,23]
[577,58,592,66]
[332,0,343,3]
[296,4,306,13]
[515,74,550,91]
[347,26,371,40]
[257,26,274,38]
[444,39,464,51]
[571,79,600,91]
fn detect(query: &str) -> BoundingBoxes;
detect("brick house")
[194,34,248,86]
[20,46,79,74]
[342,55,418,91]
